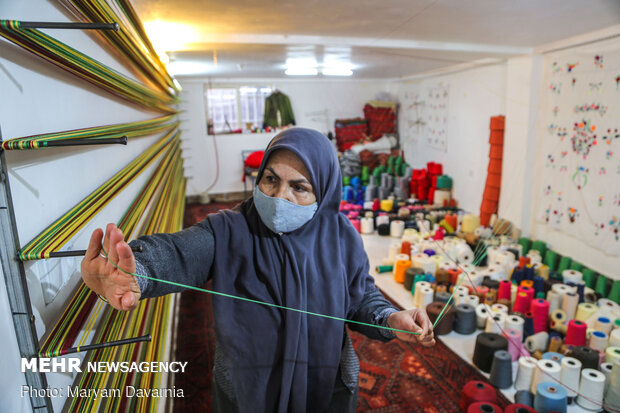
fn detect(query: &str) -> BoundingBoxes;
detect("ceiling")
[131,0,620,79]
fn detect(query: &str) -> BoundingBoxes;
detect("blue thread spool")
[533,276,545,294]
[542,352,564,363]
[423,249,436,256]
[524,266,535,281]
[425,273,435,283]
[534,382,567,413]
[512,268,525,284]
[350,176,361,189]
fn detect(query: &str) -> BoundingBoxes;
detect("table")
[361,233,588,412]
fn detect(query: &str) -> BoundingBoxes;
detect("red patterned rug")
[174,202,510,412]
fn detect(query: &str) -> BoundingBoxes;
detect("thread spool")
[454,292,468,305]
[467,402,502,413]
[504,329,523,361]
[415,285,434,309]
[588,331,608,352]
[454,304,477,335]
[462,214,481,233]
[473,333,508,372]
[560,356,582,399]
[606,346,620,363]
[390,220,405,237]
[393,260,411,284]
[550,309,567,325]
[403,268,420,291]
[569,346,600,370]
[612,328,620,347]
[531,359,562,395]
[455,242,475,264]
[604,358,620,412]
[467,295,480,307]
[594,316,613,335]
[435,268,451,284]
[496,280,511,301]
[565,320,587,346]
[434,290,451,304]
[476,304,491,329]
[546,290,562,313]
[426,301,454,335]
[489,350,513,391]
[377,223,390,236]
[600,362,613,397]
[360,217,374,234]
[412,253,435,275]
[506,315,525,338]
[534,382,567,413]
[575,302,597,322]
[515,356,538,391]
[514,391,534,408]
[542,352,564,363]
[460,381,496,411]
[491,303,509,314]
[525,332,549,353]
[561,293,579,321]
[577,368,606,410]
[563,269,583,284]
[523,312,535,339]
[530,299,550,333]
[486,312,506,334]
[548,336,562,353]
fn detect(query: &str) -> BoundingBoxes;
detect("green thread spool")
[614,319,620,329]
[609,280,620,303]
[387,156,395,171]
[387,165,394,176]
[518,237,532,255]
[436,175,453,189]
[343,176,351,186]
[530,240,547,257]
[413,273,426,293]
[376,265,393,273]
[536,292,546,299]
[581,268,597,289]
[361,166,370,185]
[373,165,385,180]
[595,275,609,297]
[544,250,558,271]
[569,261,584,272]
[557,256,572,273]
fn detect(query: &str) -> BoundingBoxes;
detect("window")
[206,86,272,133]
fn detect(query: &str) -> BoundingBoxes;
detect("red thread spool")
[498,280,512,301]
[565,319,587,346]
[517,286,534,309]
[477,286,490,297]
[504,404,536,413]
[401,241,411,256]
[530,298,550,333]
[372,198,380,211]
[467,402,503,413]
[513,292,529,314]
[448,268,462,285]
[460,381,497,412]
[351,218,361,233]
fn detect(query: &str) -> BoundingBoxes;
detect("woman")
[81,128,435,412]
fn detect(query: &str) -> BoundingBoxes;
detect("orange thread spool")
[394,260,411,284]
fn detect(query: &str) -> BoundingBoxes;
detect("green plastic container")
[609,280,620,303]
[569,261,584,272]
[530,240,547,258]
[543,250,559,271]
[581,268,597,289]
[361,166,370,185]
[343,176,351,186]
[595,275,609,298]
[518,238,532,255]
[557,256,572,274]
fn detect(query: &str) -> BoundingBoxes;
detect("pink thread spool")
[564,319,587,346]
[516,286,533,311]
[351,218,361,233]
[498,280,512,301]
[513,292,530,314]
[504,328,524,361]
[530,298,550,333]
[476,286,490,297]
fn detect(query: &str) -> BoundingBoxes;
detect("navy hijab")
[208,128,372,412]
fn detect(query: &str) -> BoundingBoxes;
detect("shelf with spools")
[361,220,619,413]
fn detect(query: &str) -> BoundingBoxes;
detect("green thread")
[100,249,420,336]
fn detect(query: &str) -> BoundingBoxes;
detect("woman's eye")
[266,175,276,184]
[293,185,307,193]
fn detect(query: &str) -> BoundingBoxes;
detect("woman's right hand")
[80,223,141,311]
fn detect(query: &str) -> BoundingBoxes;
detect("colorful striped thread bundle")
[0,20,177,113]
[18,127,179,260]
[60,0,178,95]
[1,114,177,150]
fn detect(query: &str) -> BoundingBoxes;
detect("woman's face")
[258,149,316,206]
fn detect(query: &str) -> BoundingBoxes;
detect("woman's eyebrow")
[289,178,310,186]
[265,167,280,179]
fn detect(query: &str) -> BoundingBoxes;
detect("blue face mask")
[253,186,318,234]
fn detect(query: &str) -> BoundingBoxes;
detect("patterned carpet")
[173,201,510,412]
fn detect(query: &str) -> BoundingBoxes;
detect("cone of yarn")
[564,320,587,346]
[460,381,497,411]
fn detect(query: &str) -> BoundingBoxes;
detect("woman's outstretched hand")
[80,223,140,311]
[387,308,436,347]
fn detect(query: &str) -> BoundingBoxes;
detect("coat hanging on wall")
[263,90,296,128]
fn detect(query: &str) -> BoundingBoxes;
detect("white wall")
[178,78,394,195]
[0,1,177,411]
[396,64,507,214]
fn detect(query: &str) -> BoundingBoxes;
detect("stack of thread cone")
[480,115,505,226]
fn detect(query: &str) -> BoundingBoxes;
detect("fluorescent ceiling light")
[143,20,198,62]
[167,61,210,76]
[285,57,318,76]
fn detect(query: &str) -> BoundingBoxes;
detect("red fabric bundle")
[359,149,379,170]
[334,118,368,151]
[363,104,396,140]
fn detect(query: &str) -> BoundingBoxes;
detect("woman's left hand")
[387,309,436,347]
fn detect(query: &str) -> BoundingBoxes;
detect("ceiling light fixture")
[285,57,318,76]
[321,67,354,76]
[166,61,210,76]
